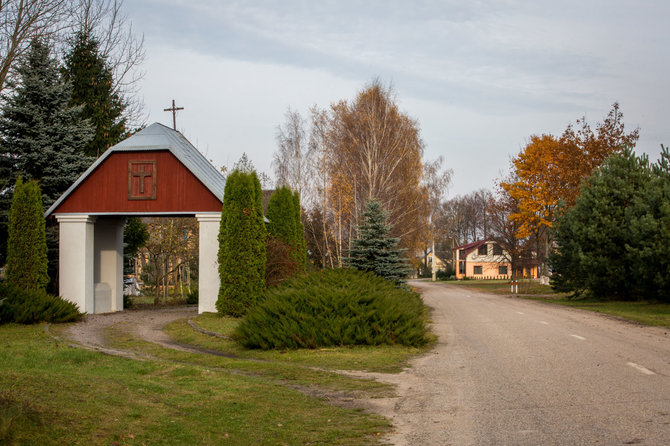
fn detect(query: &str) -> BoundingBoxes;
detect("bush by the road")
[235,268,429,349]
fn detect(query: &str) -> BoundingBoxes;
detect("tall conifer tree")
[63,29,126,158]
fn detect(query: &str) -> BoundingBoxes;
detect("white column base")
[94,217,125,313]
[196,213,221,314]
[56,214,96,314]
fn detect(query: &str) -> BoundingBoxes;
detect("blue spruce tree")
[346,199,411,284]
[0,38,93,283]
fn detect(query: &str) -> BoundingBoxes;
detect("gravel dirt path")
[65,306,198,355]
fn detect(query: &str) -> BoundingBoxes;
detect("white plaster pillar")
[196,213,221,313]
[55,214,96,314]
[94,217,125,313]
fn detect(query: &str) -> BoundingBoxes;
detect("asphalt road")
[394,280,670,445]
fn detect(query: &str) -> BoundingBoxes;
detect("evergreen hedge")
[6,177,49,292]
[0,283,82,324]
[216,170,266,316]
[235,269,429,349]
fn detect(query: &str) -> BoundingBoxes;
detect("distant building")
[453,240,537,280]
[420,249,449,272]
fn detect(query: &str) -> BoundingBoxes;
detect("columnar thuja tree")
[292,190,307,270]
[6,177,48,292]
[266,186,299,284]
[347,199,410,284]
[265,187,307,285]
[217,170,267,316]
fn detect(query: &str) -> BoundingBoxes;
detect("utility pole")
[163,99,184,130]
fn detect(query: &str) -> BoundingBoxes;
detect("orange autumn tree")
[501,103,639,274]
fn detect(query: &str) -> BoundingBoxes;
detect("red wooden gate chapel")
[46,123,225,314]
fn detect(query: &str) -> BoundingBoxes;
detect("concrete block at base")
[94,283,111,313]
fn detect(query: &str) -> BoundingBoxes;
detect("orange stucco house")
[453,240,537,280]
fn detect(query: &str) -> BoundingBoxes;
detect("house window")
[473,265,483,275]
[459,249,466,260]
[477,245,487,256]
[459,261,465,274]
[493,244,503,255]
[499,266,508,275]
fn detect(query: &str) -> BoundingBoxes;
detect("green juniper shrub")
[0,282,82,324]
[234,268,429,349]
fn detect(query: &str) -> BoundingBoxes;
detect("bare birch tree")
[327,80,428,256]
[273,107,313,199]
[0,0,70,93]
[421,156,452,279]
[0,0,145,123]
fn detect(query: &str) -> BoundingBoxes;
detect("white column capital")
[195,212,221,223]
[55,213,97,224]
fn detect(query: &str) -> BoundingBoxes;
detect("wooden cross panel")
[51,151,222,214]
[128,161,157,200]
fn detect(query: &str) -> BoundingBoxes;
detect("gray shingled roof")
[46,122,226,216]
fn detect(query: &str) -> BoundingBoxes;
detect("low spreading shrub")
[235,268,429,349]
[0,283,82,324]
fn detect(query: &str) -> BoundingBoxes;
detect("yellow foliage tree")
[327,81,428,257]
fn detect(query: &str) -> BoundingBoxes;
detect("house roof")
[46,123,226,217]
[452,240,489,256]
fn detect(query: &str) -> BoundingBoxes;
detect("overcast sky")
[123,0,670,197]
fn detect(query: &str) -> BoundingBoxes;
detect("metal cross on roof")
[163,99,184,130]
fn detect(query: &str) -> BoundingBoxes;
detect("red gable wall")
[52,151,222,214]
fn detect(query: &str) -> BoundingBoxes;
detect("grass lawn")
[448,279,670,328]
[167,313,429,373]
[447,279,564,296]
[525,297,670,327]
[2,312,429,445]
